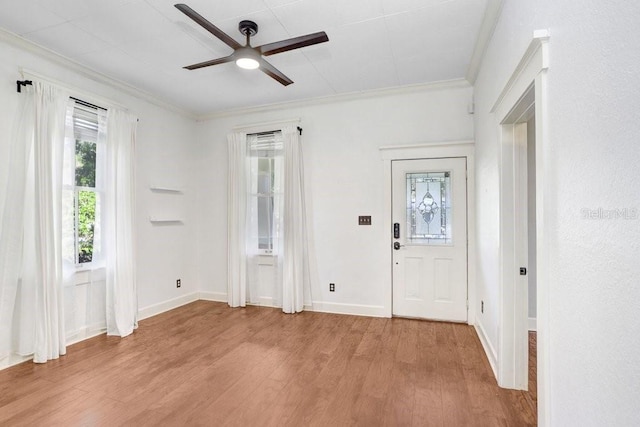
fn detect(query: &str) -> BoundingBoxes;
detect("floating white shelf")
[149,185,183,194]
[148,216,184,224]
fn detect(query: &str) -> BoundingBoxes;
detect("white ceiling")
[0,0,490,115]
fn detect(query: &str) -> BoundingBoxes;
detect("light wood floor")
[0,301,537,426]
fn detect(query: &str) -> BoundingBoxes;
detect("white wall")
[195,84,474,314]
[474,1,640,425]
[0,33,199,334]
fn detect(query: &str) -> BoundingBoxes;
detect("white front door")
[392,158,468,322]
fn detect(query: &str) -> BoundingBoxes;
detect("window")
[69,101,101,265]
[248,131,283,254]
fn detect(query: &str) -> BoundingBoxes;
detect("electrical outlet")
[481,300,484,313]
[329,283,335,292]
[176,279,181,288]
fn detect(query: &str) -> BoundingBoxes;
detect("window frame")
[248,130,283,256]
[68,101,101,268]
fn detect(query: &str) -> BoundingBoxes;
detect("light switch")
[358,216,372,225]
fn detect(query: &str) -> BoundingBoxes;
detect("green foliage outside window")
[76,140,96,187]
[76,140,97,264]
[78,191,96,264]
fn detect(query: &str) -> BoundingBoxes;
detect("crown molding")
[1,25,474,123]
[465,0,505,85]
[0,27,197,120]
[196,78,472,122]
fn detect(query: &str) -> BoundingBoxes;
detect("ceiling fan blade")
[257,32,329,56]
[174,4,241,50]
[259,58,293,86]
[184,55,235,70]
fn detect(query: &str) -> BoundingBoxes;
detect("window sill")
[67,266,106,287]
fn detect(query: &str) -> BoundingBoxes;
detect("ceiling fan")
[175,4,329,86]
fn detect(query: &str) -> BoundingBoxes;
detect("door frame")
[491,30,549,425]
[380,142,475,323]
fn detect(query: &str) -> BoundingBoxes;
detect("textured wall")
[474,0,640,424]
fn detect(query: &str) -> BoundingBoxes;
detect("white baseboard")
[1,296,387,372]
[138,292,199,321]
[474,320,498,378]
[193,292,387,318]
[0,353,33,370]
[309,301,387,318]
[66,326,106,346]
[198,291,227,303]
[528,317,537,331]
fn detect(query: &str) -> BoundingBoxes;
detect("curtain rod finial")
[16,80,33,93]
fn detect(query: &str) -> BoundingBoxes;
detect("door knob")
[394,242,404,250]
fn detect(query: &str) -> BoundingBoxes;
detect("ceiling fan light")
[236,57,260,70]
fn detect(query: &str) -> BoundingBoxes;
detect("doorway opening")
[501,92,539,414]
[490,33,549,425]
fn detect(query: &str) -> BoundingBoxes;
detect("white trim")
[198,291,228,303]
[492,31,550,426]
[309,301,386,318]
[253,297,278,308]
[475,321,498,377]
[528,317,537,331]
[466,0,505,84]
[0,354,33,371]
[379,140,475,158]
[199,79,471,120]
[66,325,106,346]
[137,292,200,321]
[0,28,195,119]
[491,29,550,114]
[379,142,476,323]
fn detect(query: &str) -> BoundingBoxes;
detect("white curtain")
[0,81,71,363]
[104,109,138,337]
[227,132,248,307]
[227,126,310,313]
[281,126,308,313]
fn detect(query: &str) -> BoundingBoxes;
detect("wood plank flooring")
[0,301,537,426]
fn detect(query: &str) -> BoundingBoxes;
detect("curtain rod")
[255,127,302,136]
[71,96,107,111]
[17,80,106,112]
[16,79,139,121]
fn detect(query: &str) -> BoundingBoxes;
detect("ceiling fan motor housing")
[239,20,258,37]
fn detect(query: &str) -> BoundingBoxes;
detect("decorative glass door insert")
[405,171,452,245]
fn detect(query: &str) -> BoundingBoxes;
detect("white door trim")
[492,30,550,426]
[380,141,475,323]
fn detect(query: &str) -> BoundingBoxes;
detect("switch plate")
[358,216,372,225]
